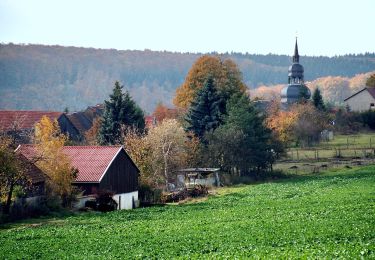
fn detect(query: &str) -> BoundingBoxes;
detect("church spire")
[293,37,299,63]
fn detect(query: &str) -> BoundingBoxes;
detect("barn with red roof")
[16,145,139,210]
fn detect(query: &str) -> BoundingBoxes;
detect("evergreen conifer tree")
[98,81,145,145]
[185,77,223,141]
[312,88,326,111]
[207,93,278,174]
[122,90,146,129]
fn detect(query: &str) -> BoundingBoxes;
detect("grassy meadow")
[285,133,375,161]
[1,165,374,259]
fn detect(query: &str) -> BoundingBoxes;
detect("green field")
[319,133,375,148]
[1,166,375,259]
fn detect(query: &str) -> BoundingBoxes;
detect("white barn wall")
[345,90,375,112]
[113,191,139,210]
[74,195,96,209]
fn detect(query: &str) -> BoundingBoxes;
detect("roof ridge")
[19,144,122,148]
[0,110,62,113]
[63,145,122,148]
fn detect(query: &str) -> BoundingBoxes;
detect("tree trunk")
[4,182,14,214]
[164,154,169,190]
[162,141,172,191]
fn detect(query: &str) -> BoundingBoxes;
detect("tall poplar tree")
[98,81,145,145]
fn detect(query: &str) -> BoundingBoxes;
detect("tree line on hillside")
[1,44,374,112]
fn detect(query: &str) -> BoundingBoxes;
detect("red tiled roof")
[63,146,122,182]
[16,145,124,183]
[0,111,62,131]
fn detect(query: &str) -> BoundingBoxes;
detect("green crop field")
[1,166,374,259]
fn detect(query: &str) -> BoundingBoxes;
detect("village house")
[16,145,139,210]
[0,110,80,143]
[344,87,375,112]
[65,104,104,138]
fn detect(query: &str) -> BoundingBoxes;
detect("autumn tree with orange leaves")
[173,55,247,110]
[152,102,180,123]
[267,102,330,147]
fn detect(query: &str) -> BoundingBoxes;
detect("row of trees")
[86,56,281,191]
[251,71,375,106]
[179,56,281,175]
[2,44,374,113]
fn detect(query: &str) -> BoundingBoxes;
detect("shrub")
[334,109,362,133]
[139,184,163,205]
[96,190,117,212]
[1,197,51,223]
[84,200,97,210]
[189,185,208,197]
[361,110,375,129]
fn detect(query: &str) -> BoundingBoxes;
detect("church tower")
[281,38,311,105]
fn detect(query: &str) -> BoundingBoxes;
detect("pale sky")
[0,0,374,56]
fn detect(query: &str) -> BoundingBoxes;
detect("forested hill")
[1,44,375,112]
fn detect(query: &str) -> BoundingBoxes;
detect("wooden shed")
[177,168,221,188]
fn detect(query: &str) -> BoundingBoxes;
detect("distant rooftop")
[0,110,62,131]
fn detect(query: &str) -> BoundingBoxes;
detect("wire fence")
[286,147,375,161]
[286,136,375,161]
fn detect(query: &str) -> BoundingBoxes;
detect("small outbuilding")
[177,168,221,188]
